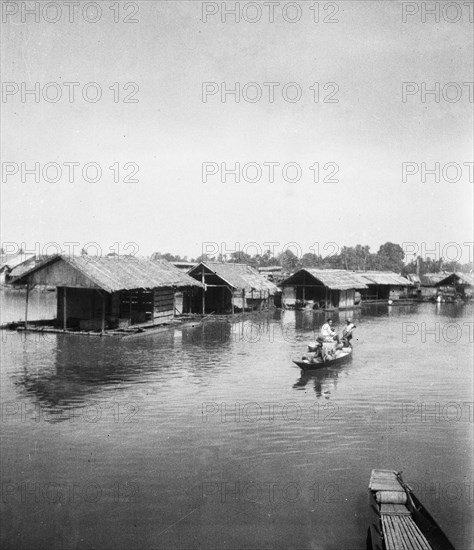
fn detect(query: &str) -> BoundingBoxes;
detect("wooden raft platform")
[370,470,433,550]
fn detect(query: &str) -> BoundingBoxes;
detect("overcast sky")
[1,0,473,261]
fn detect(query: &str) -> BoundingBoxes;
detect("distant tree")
[226,251,255,265]
[300,252,320,268]
[151,252,184,262]
[374,242,405,272]
[278,249,299,271]
[195,254,216,263]
[403,256,443,276]
[442,260,463,272]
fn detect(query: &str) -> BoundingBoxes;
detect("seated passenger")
[312,343,324,362]
[320,318,339,343]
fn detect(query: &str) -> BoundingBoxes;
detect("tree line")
[152,242,473,275]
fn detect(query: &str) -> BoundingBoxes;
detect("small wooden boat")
[293,346,352,371]
[367,469,456,550]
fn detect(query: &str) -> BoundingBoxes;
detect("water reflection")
[13,337,167,422]
[1,303,472,549]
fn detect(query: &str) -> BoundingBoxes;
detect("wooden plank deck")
[370,470,433,550]
[381,515,432,550]
[369,469,405,492]
[380,503,411,516]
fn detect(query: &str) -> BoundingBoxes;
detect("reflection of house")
[14,254,202,332]
[187,262,278,313]
[356,271,413,302]
[0,253,36,284]
[280,269,367,309]
[435,272,474,300]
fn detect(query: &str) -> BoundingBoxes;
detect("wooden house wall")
[153,287,174,322]
[389,286,408,300]
[28,259,101,288]
[338,290,355,309]
[421,286,438,298]
[174,291,184,314]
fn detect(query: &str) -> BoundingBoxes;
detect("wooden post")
[242,289,245,312]
[231,288,234,315]
[101,292,106,333]
[24,283,30,329]
[201,268,205,314]
[63,287,67,331]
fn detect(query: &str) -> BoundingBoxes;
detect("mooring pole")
[24,283,30,329]
[63,287,67,331]
[101,292,106,334]
[201,268,205,314]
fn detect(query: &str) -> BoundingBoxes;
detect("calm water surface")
[1,303,473,549]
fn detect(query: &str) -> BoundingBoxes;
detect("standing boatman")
[342,319,356,345]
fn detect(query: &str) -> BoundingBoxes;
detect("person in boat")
[320,319,339,343]
[312,341,324,362]
[342,320,356,346]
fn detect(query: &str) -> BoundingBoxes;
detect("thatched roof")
[357,271,412,286]
[406,274,421,284]
[281,269,413,289]
[281,269,368,290]
[435,272,474,287]
[420,272,449,286]
[190,262,278,294]
[13,254,202,293]
[0,253,35,271]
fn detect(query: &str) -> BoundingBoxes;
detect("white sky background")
[1,0,473,260]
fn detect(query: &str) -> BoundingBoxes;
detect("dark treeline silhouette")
[151,242,473,275]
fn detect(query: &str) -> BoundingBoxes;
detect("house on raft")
[187,262,278,314]
[434,272,474,301]
[0,253,37,284]
[406,272,446,301]
[257,266,283,283]
[13,254,202,333]
[280,269,368,310]
[356,271,413,302]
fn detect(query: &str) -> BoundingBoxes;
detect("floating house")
[14,254,202,332]
[258,266,283,282]
[0,253,36,284]
[435,272,474,300]
[187,262,278,313]
[356,271,413,302]
[406,272,445,301]
[280,269,368,310]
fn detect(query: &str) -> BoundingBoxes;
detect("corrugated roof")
[191,262,278,294]
[281,269,368,290]
[14,255,202,292]
[357,271,413,286]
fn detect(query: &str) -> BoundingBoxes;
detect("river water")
[1,303,472,549]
